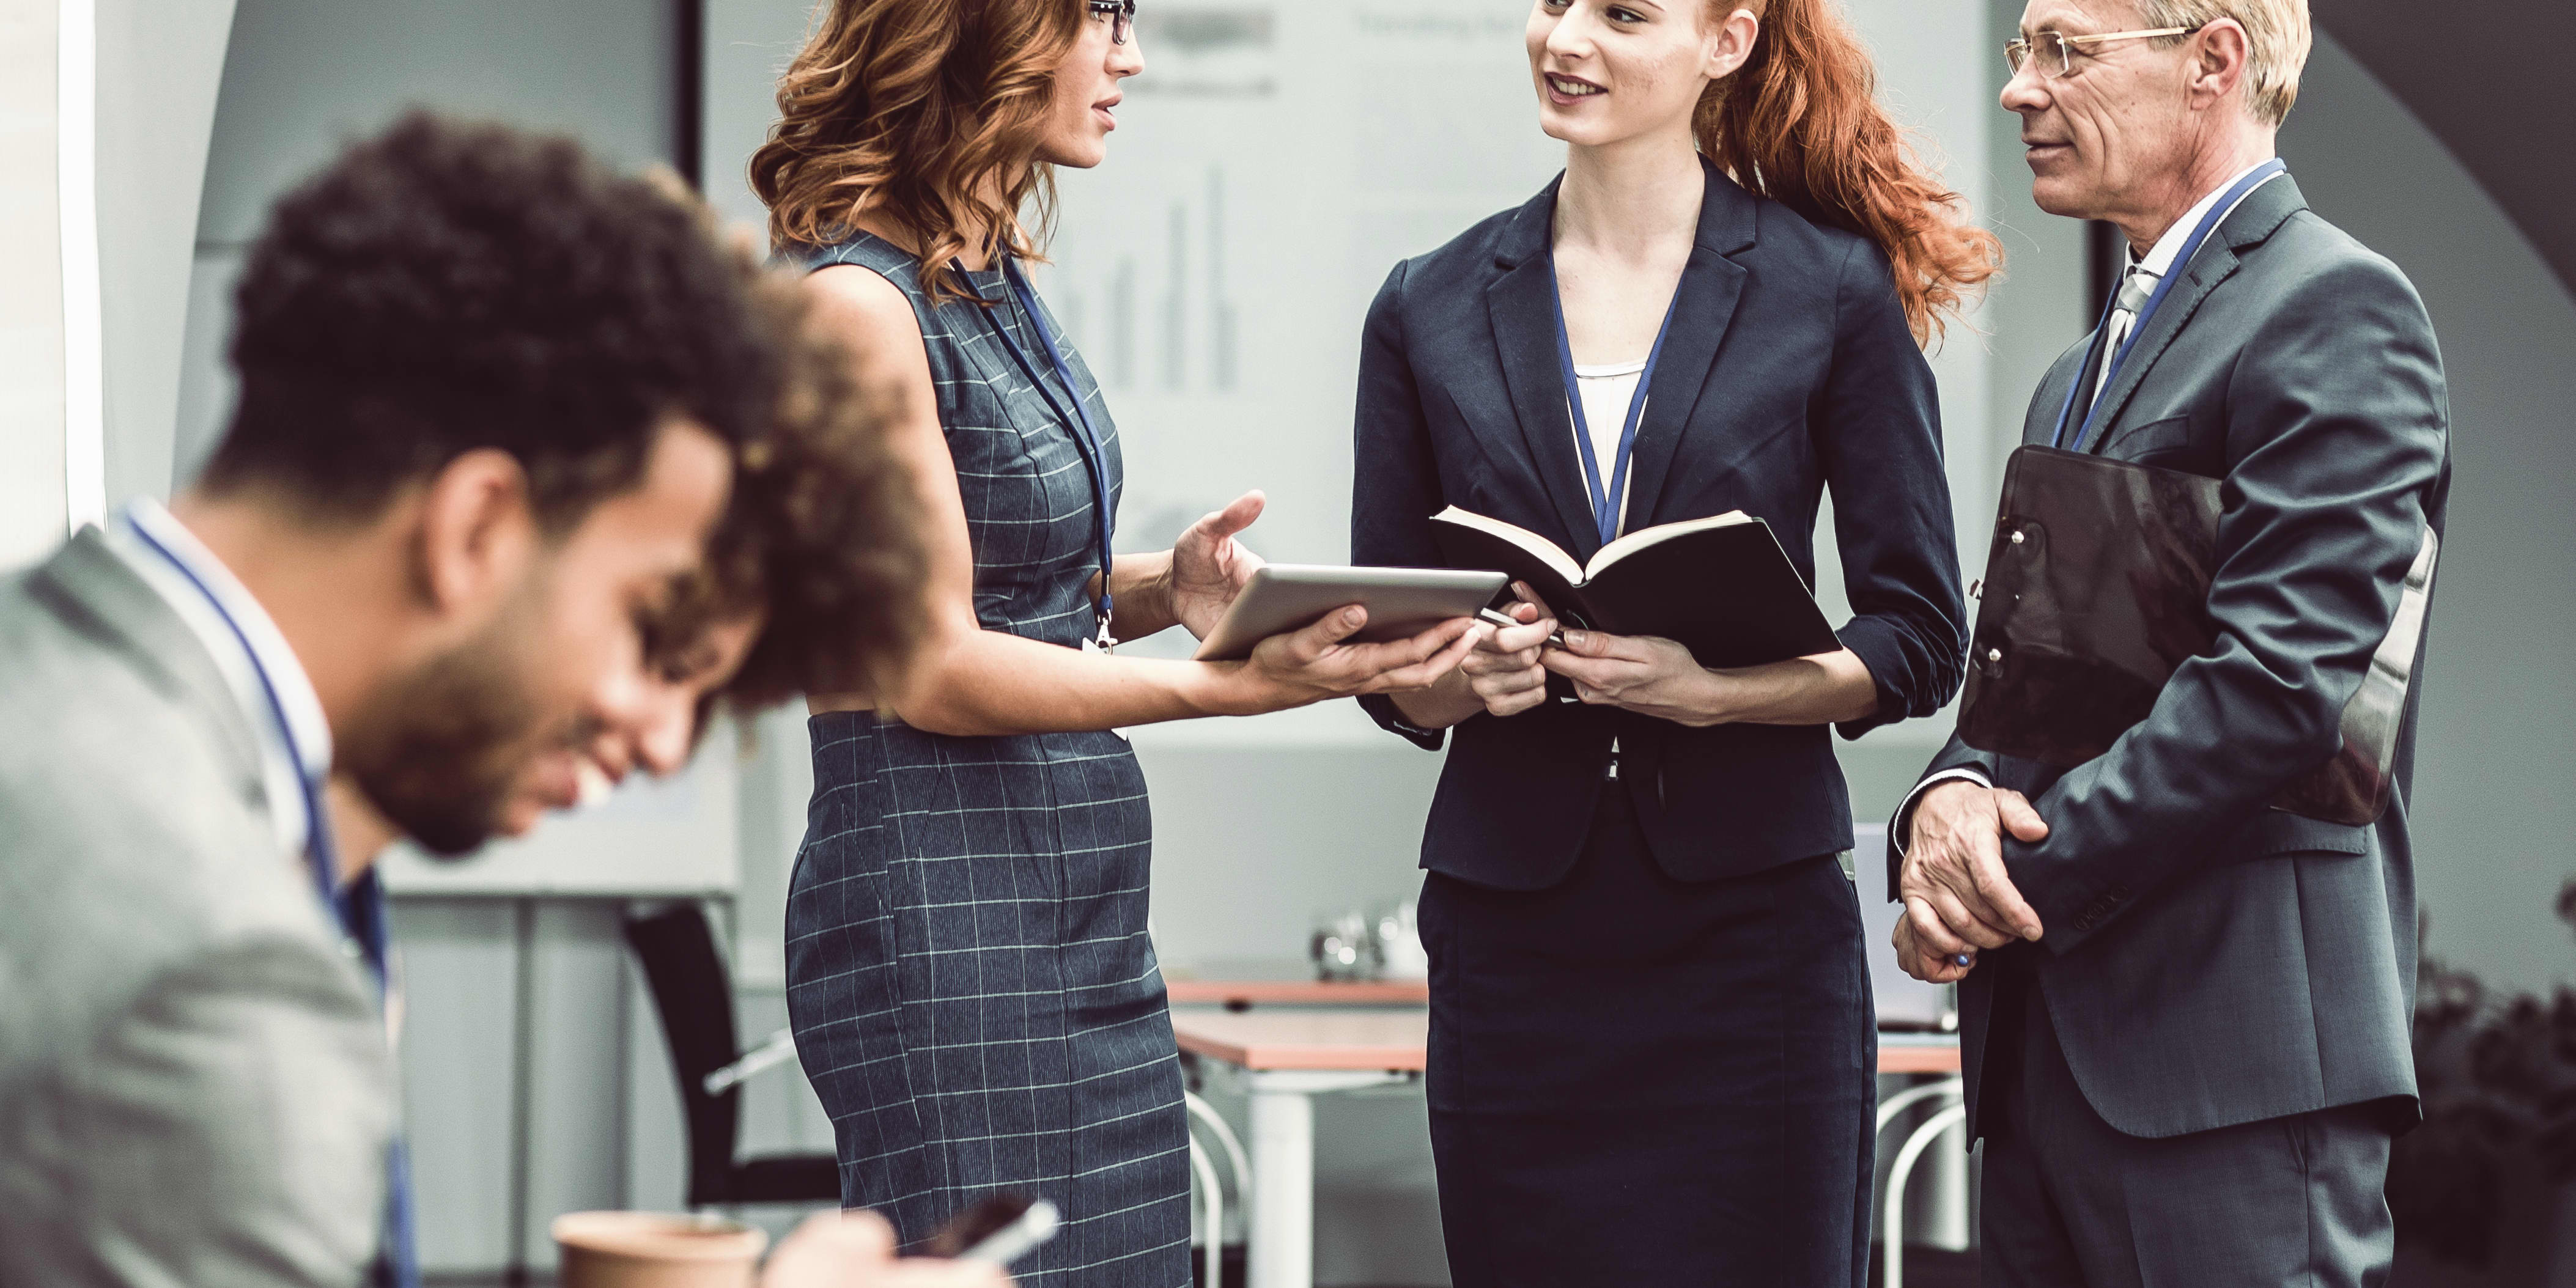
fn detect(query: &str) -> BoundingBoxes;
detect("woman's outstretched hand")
[1461,582,1559,718]
[1168,491,1269,640]
[1225,605,1480,713]
[1542,630,1727,726]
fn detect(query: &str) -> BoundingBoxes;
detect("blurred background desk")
[1174,999,1963,1288]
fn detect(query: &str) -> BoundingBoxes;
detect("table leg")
[1246,1083,1314,1288]
[1927,1113,1970,1249]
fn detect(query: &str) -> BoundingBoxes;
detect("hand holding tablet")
[1191,565,1507,662]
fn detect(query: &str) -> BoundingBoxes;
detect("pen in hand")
[1477,606,1569,650]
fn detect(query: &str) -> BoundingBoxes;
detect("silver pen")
[1477,606,1568,650]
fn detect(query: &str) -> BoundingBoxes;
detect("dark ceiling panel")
[2314,1,2576,292]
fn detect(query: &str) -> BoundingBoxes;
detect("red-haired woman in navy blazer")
[1351,1,1996,1282]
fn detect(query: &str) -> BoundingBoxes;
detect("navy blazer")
[1353,164,1968,889]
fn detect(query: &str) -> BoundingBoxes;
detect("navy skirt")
[1419,786,1876,1287]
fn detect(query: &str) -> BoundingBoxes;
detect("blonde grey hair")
[2138,0,2312,125]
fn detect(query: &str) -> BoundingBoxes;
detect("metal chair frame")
[1873,1076,1968,1288]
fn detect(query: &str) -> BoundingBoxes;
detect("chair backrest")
[622,903,743,1207]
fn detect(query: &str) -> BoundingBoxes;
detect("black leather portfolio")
[1957,446,2437,826]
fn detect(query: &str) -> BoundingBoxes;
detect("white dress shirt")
[1895,158,2283,856]
[111,499,334,866]
[2093,157,2286,400]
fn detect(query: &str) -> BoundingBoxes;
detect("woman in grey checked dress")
[751,2,1480,1282]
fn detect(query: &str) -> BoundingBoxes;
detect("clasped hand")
[1892,780,2050,984]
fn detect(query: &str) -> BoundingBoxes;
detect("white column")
[0,0,72,569]
[57,0,101,534]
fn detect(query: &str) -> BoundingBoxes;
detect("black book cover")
[1427,507,1839,668]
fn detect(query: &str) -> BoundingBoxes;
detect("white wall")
[0,0,69,570]
[2279,34,2576,995]
[94,0,234,506]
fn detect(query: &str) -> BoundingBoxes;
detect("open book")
[1429,507,1839,668]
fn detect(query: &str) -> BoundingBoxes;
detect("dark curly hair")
[693,286,929,712]
[201,111,781,528]
[205,111,927,708]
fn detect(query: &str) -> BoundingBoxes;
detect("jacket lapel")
[2084,175,2310,452]
[1485,177,1605,559]
[1623,163,1757,528]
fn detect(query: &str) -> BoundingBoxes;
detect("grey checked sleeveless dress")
[782,233,1189,1286]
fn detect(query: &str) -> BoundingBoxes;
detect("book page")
[1585,510,1751,581]
[1431,506,1585,586]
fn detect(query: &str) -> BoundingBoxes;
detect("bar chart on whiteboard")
[1032,1,1567,663]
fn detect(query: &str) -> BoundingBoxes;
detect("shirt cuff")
[1891,768,1995,858]
[1357,693,1446,751]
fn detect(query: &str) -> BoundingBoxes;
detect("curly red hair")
[750,0,1083,303]
[1697,0,2001,344]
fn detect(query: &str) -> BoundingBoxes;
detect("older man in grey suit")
[1887,2,2447,1285]
[0,115,977,1288]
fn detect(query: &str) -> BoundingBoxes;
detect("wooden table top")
[1164,978,1430,1006]
[1172,1007,1963,1076]
[1173,1007,1430,1072]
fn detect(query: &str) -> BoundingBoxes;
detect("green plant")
[2385,878,2576,1267]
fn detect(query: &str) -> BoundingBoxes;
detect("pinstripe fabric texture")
[782,234,1189,1287]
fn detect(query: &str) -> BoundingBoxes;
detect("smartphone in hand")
[920,1193,1059,1265]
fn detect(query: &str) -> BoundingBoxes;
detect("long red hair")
[1699,0,2000,344]
[750,0,1082,303]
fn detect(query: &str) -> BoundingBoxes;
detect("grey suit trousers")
[1979,952,2396,1288]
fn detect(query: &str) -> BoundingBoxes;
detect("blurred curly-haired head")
[201,111,782,530]
[689,296,929,713]
[749,0,1083,303]
[204,111,926,709]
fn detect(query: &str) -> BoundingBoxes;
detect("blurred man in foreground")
[0,114,987,1288]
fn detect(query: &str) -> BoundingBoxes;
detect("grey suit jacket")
[1891,177,2450,1140]
[0,529,394,1286]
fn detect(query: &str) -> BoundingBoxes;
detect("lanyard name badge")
[2053,158,2286,452]
[122,513,380,973]
[976,256,1119,653]
[1548,251,1681,549]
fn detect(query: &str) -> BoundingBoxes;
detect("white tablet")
[1191,565,1507,662]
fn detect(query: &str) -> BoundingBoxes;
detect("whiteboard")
[1036,1,1565,598]
[378,721,740,897]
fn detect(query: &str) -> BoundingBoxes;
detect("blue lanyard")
[2054,159,2286,452]
[977,257,1118,647]
[1549,252,1682,548]
[123,513,385,988]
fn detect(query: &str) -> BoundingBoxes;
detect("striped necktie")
[2092,264,2160,401]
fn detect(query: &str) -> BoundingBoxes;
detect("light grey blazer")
[0,529,393,1287]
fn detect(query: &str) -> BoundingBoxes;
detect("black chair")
[623,903,841,1208]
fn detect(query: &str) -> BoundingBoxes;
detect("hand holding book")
[1543,629,1742,726]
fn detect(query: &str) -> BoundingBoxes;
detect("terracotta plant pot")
[553,1212,769,1288]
